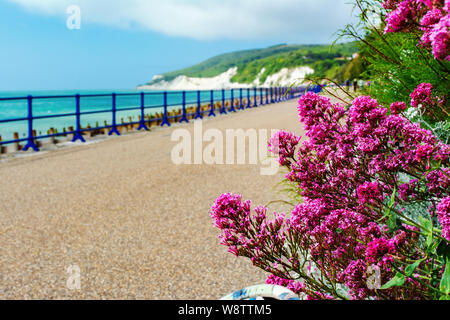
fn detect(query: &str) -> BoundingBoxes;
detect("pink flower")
[382,0,449,60]
[348,96,386,124]
[365,238,395,266]
[357,181,383,204]
[437,197,450,241]
[434,143,450,162]
[342,260,369,299]
[384,0,415,33]
[390,101,408,114]
[426,168,450,196]
[410,83,434,108]
[268,131,301,166]
[399,180,419,201]
[420,8,443,26]
[415,144,435,161]
[429,14,450,60]
[266,274,305,294]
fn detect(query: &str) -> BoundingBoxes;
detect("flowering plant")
[382,0,449,61]
[210,88,450,300]
[337,0,449,134]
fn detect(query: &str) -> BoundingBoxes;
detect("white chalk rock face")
[137,66,314,90]
[262,66,314,87]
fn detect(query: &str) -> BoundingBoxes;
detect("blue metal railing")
[0,85,322,152]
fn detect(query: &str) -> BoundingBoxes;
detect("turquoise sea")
[0,89,258,141]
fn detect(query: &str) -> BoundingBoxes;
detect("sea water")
[0,89,257,141]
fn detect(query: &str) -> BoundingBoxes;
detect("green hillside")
[146,42,360,86]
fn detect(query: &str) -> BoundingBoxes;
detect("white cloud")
[9,0,356,41]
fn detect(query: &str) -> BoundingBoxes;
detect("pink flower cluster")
[266,274,305,295]
[211,91,449,299]
[398,179,419,200]
[409,82,447,120]
[437,197,450,241]
[390,101,408,114]
[268,131,301,166]
[210,193,287,266]
[427,15,450,60]
[357,181,383,204]
[383,0,450,60]
[384,0,416,33]
[410,83,434,108]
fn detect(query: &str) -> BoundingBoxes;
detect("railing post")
[208,90,216,117]
[246,88,251,108]
[259,87,263,105]
[265,88,269,104]
[239,88,243,110]
[72,94,86,142]
[22,95,39,152]
[229,89,236,112]
[195,90,203,119]
[253,88,258,107]
[137,92,150,131]
[108,93,121,135]
[220,89,227,114]
[270,87,273,103]
[180,91,189,122]
[161,91,171,126]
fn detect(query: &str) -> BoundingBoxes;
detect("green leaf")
[387,187,397,208]
[419,216,433,247]
[443,122,450,131]
[387,212,397,232]
[440,259,450,296]
[381,187,397,232]
[381,272,405,290]
[404,259,424,277]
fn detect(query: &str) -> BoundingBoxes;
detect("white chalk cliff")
[137,66,314,90]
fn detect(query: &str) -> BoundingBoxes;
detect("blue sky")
[0,0,357,91]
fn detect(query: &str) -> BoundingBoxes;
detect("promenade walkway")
[0,98,304,299]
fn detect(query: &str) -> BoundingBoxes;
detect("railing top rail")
[0,85,313,150]
[0,86,300,101]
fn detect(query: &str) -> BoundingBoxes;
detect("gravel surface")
[0,99,305,299]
